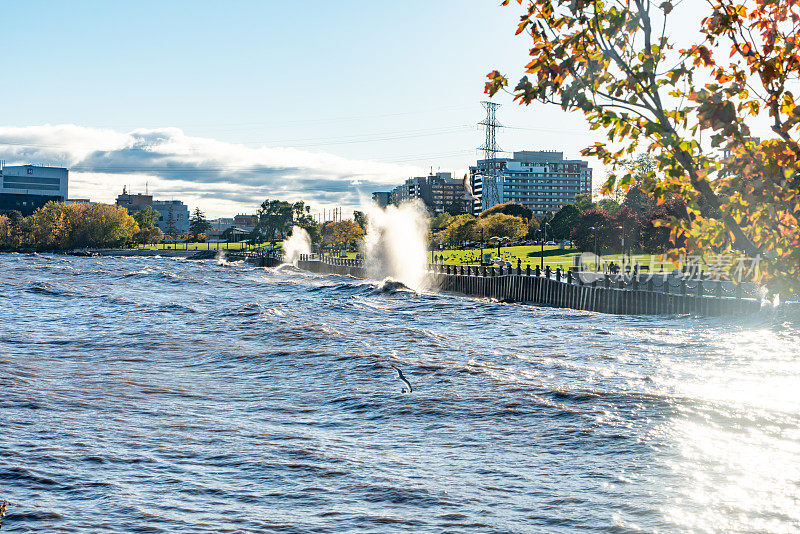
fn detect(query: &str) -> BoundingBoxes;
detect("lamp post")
[590,226,598,271]
[479,227,485,265]
[540,222,550,270]
[617,224,624,274]
[490,236,510,257]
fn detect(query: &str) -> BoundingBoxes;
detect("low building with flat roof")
[0,164,69,216]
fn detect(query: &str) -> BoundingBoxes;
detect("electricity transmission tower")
[478,101,503,209]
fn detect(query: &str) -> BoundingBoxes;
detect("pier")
[296,254,761,316]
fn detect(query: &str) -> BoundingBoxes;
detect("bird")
[390,365,413,393]
[462,174,477,200]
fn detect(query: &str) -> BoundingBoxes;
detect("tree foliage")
[550,204,580,240]
[480,201,533,220]
[0,202,140,250]
[437,214,478,245]
[487,0,800,294]
[133,206,160,229]
[251,199,317,244]
[189,207,212,240]
[430,212,455,232]
[477,213,528,241]
[321,219,364,248]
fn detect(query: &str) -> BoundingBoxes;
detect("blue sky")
[0,0,600,217]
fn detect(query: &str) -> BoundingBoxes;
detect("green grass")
[267,244,678,272]
[429,245,676,271]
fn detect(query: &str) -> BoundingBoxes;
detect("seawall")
[297,255,761,317]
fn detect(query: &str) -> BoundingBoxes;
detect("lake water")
[1,253,798,533]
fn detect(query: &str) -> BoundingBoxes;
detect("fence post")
[696,280,704,315]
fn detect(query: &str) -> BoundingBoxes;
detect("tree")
[623,186,657,218]
[27,202,72,249]
[526,216,541,239]
[611,206,642,254]
[480,201,533,220]
[292,201,320,244]
[573,193,595,212]
[477,213,527,241]
[133,206,160,229]
[134,226,164,244]
[437,214,478,246]
[640,197,689,254]
[189,207,212,241]
[0,211,27,249]
[252,199,294,244]
[322,219,364,248]
[571,209,613,255]
[0,203,139,250]
[597,198,622,215]
[353,210,367,231]
[72,203,139,248]
[430,212,454,232]
[486,0,800,294]
[550,204,580,240]
[444,201,467,216]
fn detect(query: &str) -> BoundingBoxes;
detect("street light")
[590,226,598,271]
[540,222,550,270]
[489,236,510,259]
[479,227,485,265]
[617,224,624,274]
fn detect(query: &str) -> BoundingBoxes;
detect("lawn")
[429,245,677,272]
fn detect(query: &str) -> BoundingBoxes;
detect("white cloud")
[0,124,424,218]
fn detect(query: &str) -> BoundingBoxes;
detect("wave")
[274,263,303,274]
[306,278,416,298]
[25,281,71,297]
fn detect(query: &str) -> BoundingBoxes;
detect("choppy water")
[1,253,799,533]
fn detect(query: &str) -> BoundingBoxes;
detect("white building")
[469,151,592,216]
[151,200,190,235]
[0,164,69,215]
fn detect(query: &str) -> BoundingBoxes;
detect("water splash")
[362,199,430,290]
[282,226,311,265]
[215,250,228,266]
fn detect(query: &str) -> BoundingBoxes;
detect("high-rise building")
[371,191,391,208]
[469,151,592,216]
[379,172,466,213]
[0,164,69,216]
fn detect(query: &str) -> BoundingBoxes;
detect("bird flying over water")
[390,365,413,393]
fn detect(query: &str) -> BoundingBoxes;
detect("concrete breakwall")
[297,255,761,317]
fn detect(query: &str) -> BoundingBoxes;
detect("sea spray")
[282,226,312,265]
[362,199,430,290]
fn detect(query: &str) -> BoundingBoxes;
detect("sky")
[0,0,615,218]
